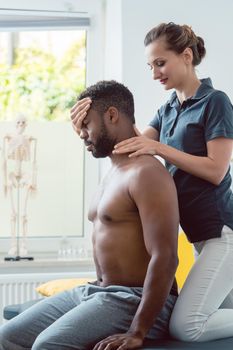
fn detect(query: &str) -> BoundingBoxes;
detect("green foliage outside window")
[0,35,86,121]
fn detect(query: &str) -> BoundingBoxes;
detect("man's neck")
[109,153,131,166]
[109,127,136,166]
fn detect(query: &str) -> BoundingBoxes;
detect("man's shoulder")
[130,155,165,171]
[127,155,177,205]
[128,155,172,183]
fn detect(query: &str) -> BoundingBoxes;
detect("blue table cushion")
[3,299,42,320]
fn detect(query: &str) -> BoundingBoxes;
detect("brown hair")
[144,22,206,66]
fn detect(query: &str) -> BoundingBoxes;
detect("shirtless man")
[0,80,179,350]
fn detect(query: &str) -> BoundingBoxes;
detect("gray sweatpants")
[0,283,176,350]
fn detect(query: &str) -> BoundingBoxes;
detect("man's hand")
[93,333,144,350]
[70,97,92,135]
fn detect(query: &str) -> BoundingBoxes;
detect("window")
[0,30,86,120]
[0,9,100,257]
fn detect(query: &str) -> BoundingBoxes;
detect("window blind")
[0,8,90,29]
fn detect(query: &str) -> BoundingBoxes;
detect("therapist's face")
[145,38,190,91]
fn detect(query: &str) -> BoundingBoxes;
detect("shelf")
[0,255,95,274]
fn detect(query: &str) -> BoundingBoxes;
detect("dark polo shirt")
[149,78,233,242]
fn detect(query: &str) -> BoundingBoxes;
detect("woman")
[71,22,233,342]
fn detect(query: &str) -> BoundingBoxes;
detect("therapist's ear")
[182,47,193,65]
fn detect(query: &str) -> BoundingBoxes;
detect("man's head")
[78,80,135,158]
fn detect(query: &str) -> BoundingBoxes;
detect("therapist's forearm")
[157,142,224,185]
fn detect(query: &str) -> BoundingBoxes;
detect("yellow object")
[36,278,91,297]
[176,232,195,289]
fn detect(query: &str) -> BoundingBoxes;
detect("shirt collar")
[168,78,214,107]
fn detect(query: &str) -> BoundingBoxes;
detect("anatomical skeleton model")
[2,115,37,256]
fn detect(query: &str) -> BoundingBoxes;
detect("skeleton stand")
[4,176,34,261]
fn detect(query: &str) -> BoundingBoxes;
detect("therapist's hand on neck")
[113,125,158,157]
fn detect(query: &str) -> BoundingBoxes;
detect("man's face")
[80,108,115,158]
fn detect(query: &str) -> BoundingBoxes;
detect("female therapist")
[71,22,233,342]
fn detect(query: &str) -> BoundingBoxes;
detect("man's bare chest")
[88,174,136,223]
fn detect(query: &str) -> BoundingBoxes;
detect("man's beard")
[91,121,115,158]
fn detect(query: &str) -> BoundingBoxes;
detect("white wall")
[103,0,122,81]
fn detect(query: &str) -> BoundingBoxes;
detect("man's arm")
[94,159,179,349]
[128,160,179,339]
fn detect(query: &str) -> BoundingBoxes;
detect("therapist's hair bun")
[144,22,206,66]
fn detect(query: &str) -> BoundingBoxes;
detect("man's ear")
[105,107,119,124]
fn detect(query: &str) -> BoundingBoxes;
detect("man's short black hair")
[78,80,135,123]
